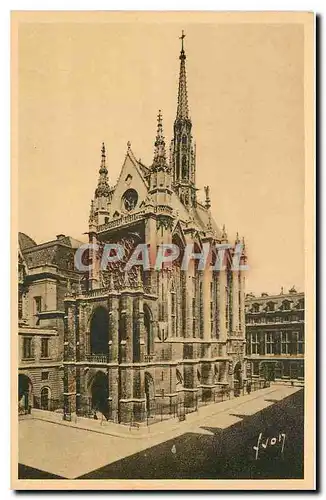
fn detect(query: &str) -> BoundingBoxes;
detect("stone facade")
[245,287,304,383]
[18,232,82,412]
[63,36,247,423]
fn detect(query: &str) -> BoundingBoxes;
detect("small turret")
[95,143,110,198]
[221,224,228,243]
[204,185,211,210]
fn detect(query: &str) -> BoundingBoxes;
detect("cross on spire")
[176,31,189,119]
[179,30,186,53]
[153,109,168,170]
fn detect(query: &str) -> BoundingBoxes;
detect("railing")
[97,210,146,232]
[59,381,272,427]
[154,205,173,214]
[85,354,109,363]
[144,354,155,362]
[97,205,174,233]
[86,287,110,298]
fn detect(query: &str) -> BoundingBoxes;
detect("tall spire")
[172,31,196,208]
[95,142,110,197]
[176,30,189,120]
[153,110,168,171]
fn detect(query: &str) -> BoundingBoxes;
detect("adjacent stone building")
[245,287,304,383]
[18,232,82,413]
[63,35,248,424]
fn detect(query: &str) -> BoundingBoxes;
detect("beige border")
[11,10,315,491]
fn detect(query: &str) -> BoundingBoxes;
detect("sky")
[17,16,305,295]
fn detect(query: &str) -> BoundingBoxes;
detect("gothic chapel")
[63,33,247,423]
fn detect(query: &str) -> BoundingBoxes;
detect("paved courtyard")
[18,384,303,479]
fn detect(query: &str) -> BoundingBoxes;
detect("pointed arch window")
[182,155,188,178]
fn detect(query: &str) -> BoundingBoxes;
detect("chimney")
[56,234,65,240]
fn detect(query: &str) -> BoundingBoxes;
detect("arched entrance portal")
[145,372,155,417]
[233,362,242,397]
[18,374,33,411]
[90,307,110,355]
[91,371,109,418]
[41,387,51,410]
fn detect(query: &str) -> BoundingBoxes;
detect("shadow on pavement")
[77,389,304,480]
[18,463,65,479]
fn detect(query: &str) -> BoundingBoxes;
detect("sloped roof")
[245,290,304,310]
[194,203,222,238]
[58,236,84,249]
[18,232,37,251]
[19,233,83,270]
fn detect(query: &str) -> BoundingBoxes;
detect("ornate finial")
[204,186,211,209]
[281,286,284,295]
[221,224,228,242]
[101,142,106,165]
[152,109,168,171]
[176,32,189,119]
[235,232,240,244]
[89,199,95,224]
[240,236,247,262]
[95,142,110,198]
[127,141,131,151]
[179,30,186,57]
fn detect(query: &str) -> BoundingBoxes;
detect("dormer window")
[297,298,304,310]
[267,301,275,312]
[252,303,260,313]
[282,300,291,311]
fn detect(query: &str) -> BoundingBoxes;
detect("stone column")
[133,294,145,362]
[145,216,157,271]
[232,270,240,334]
[121,294,133,363]
[186,259,195,339]
[218,269,227,343]
[109,367,119,422]
[203,267,211,340]
[88,227,99,290]
[108,294,119,362]
[239,271,246,340]
[63,298,77,415]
